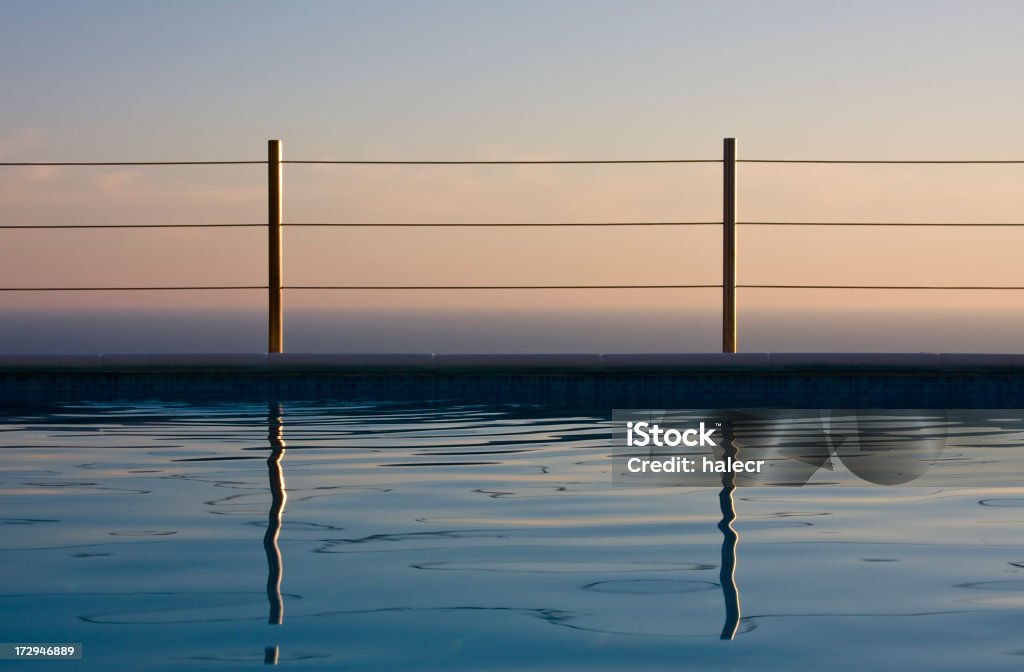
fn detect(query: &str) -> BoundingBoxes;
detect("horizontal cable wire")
[3,159,1023,167]
[284,159,720,165]
[738,159,1024,164]
[739,221,1024,227]
[0,285,717,292]
[5,222,1023,229]
[740,284,1024,290]
[285,285,720,290]
[0,224,261,229]
[285,221,719,227]
[6,284,1024,291]
[0,161,265,166]
[0,286,266,291]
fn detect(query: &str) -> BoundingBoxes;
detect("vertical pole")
[722,137,737,353]
[268,139,283,353]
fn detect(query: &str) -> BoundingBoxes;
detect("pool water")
[1,402,1023,670]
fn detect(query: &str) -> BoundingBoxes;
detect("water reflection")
[240,406,1011,647]
[717,423,741,640]
[264,404,287,664]
[259,403,745,644]
[8,402,1024,667]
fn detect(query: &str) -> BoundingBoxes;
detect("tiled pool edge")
[3,353,1024,407]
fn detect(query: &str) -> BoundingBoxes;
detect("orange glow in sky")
[2,1,1024,315]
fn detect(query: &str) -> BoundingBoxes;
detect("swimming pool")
[2,402,1023,670]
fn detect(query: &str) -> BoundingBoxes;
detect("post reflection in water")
[264,404,288,664]
[717,424,741,640]
[256,403,740,655]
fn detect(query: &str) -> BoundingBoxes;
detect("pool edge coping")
[2,352,1024,374]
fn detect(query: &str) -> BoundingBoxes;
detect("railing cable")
[0,286,266,292]
[740,221,1024,227]
[284,159,720,165]
[0,161,265,166]
[286,285,719,290]
[741,284,1024,290]
[0,224,261,229]
[285,221,718,228]
[738,159,1024,164]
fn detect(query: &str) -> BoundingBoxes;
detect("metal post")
[722,138,737,353]
[268,140,283,353]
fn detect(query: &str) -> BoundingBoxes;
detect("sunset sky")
[2,0,1024,317]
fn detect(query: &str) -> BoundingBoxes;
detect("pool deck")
[3,353,1024,406]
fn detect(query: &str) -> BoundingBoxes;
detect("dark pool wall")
[4,353,1024,406]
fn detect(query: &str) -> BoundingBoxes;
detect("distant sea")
[2,308,1023,353]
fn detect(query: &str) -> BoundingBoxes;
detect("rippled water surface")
[2,402,1023,670]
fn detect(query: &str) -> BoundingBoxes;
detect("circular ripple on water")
[108,530,178,536]
[978,498,1024,507]
[582,579,719,594]
[412,561,716,573]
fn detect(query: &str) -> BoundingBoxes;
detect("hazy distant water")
[3,308,1024,353]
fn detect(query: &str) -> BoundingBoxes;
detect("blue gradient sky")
[5,1,1024,160]
[2,1,1024,317]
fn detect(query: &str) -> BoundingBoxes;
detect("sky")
[2,0,1024,325]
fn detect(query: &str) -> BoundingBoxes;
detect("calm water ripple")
[1,401,1023,670]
